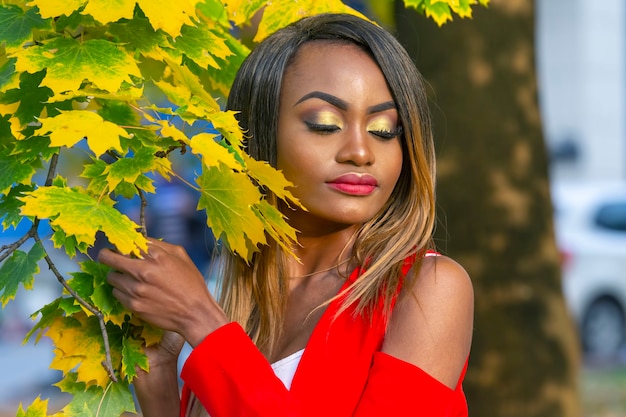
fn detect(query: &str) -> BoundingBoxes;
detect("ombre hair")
[222,11,435,362]
[190,12,436,417]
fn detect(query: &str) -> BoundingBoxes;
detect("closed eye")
[369,126,403,140]
[305,121,341,134]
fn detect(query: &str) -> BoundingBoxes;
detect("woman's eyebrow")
[295,91,347,110]
[295,91,396,114]
[367,101,396,114]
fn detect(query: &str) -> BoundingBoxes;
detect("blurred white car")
[552,181,626,358]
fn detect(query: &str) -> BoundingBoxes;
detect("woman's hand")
[133,330,185,417]
[98,238,228,347]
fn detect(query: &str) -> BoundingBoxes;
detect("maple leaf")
[196,165,267,259]
[189,133,241,170]
[46,312,123,386]
[253,200,298,256]
[1,70,53,125]
[103,147,159,191]
[254,0,368,42]
[19,185,148,256]
[0,242,44,307]
[81,0,136,25]
[209,110,245,149]
[198,29,250,98]
[54,372,136,417]
[13,37,142,94]
[136,0,201,38]
[0,151,37,195]
[108,15,169,58]
[121,335,149,381]
[223,0,266,26]
[0,4,50,51]
[0,184,33,228]
[38,110,127,157]
[243,154,300,205]
[28,0,86,19]
[169,22,234,70]
[16,396,49,417]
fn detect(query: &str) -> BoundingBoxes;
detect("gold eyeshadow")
[312,111,344,128]
[366,117,396,133]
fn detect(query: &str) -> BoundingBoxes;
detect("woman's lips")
[327,174,378,196]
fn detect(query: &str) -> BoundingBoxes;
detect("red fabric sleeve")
[180,322,302,417]
[354,352,468,417]
[180,323,468,417]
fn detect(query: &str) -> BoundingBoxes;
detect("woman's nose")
[336,127,375,166]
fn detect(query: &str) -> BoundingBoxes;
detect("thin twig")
[137,187,148,238]
[32,232,118,383]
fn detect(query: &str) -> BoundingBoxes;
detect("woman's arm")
[133,331,184,417]
[382,255,474,387]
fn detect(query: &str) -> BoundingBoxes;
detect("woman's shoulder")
[382,253,474,389]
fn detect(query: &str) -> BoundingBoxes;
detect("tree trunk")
[394,1,582,416]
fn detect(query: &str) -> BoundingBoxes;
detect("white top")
[271,349,305,390]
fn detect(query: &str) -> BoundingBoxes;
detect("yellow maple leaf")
[45,313,121,387]
[38,110,127,157]
[20,186,148,256]
[254,0,368,42]
[82,0,136,25]
[243,154,301,205]
[28,0,86,19]
[136,0,201,38]
[190,133,242,170]
[16,396,49,417]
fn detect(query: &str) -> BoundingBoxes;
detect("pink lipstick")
[327,174,378,196]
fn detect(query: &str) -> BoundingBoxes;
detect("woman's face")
[276,42,403,234]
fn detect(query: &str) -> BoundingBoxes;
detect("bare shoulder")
[381,255,474,389]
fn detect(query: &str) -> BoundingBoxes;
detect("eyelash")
[370,126,403,140]
[305,121,341,134]
[304,122,403,140]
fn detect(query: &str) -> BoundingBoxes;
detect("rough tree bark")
[394,1,582,416]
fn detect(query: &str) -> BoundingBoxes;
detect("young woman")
[99,13,474,417]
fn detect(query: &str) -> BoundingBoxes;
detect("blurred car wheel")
[582,296,625,356]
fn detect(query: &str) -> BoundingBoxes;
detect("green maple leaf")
[197,165,266,259]
[194,29,249,98]
[13,37,142,94]
[169,23,233,70]
[223,0,266,26]
[0,183,33,228]
[0,56,17,91]
[121,335,148,381]
[0,145,39,196]
[0,4,50,51]
[197,0,230,27]
[108,15,169,57]
[55,372,136,417]
[0,242,44,307]
[103,147,158,191]
[1,70,53,125]
[38,110,128,157]
[19,185,148,256]
[16,396,49,417]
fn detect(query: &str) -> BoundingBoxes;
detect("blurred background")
[2,0,626,416]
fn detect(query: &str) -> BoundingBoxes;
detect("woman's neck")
[288,225,359,280]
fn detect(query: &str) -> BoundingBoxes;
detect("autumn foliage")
[0,0,487,416]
